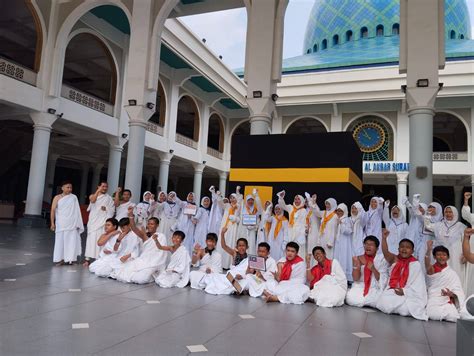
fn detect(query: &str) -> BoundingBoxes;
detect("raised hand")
[116,187,122,193]
[382,228,390,240]
[426,240,434,251]
[465,192,472,200]
[209,186,215,193]
[384,200,390,208]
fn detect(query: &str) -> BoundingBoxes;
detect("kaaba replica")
[229,132,363,207]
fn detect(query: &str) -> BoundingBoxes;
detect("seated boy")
[376,229,428,320]
[189,233,223,290]
[154,230,191,288]
[246,242,277,298]
[346,236,389,308]
[307,246,347,307]
[263,242,309,304]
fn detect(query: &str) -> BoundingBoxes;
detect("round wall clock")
[353,121,386,153]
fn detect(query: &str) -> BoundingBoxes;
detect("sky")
[179,0,474,70]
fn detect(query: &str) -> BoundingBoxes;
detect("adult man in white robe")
[50,181,84,265]
[425,241,467,322]
[89,217,140,277]
[246,242,277,298]
[263,242,309,304]
[346,236,389,308]
[189,233,222,290]
[278,191,308,258]
[376,229,428,321]
[84,181,115,266]
[113,210,168,284]
[306,246,347,307]
[154,231,191,288]
[114,187,134,221]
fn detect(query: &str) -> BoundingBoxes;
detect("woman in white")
[238,191,262,255]
[150,191,167,221]
[256,200,272,245]
[425,206,467,292]
[50,181,84,265]
[216,188,242,269]
[89,218,140,278]
[176,192,197,257]
[383,200,408,255]
[305,193,320,254]
[207,186,224,235]
[266,204,288,261]
[158,192,182,244]
[134,191,153,230]
[333,203,353,282]
[363,197,384,246]
[350,202,367,257]
[193,196,212,248]
[309,197,338,259]
[278,191,308,258]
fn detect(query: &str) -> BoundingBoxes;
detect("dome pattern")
[303,0,472,55]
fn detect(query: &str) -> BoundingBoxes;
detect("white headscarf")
[201,196,211,210]
[325,198,337,212]
[336,203,348,218]
[158,191,167,202]
[293,195,305,209]
[444,205,459,227]
[142,191,152,203]
[167,191,177,204]
[428,202,443,222]
[351,202,364,220]
[391,205,405,225]
[187,192,196,204]
[369,196,382,211]
[274,204,284,216]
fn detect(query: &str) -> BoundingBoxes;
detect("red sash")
[310,259,332,288]
[280,255,303,281]
[433,262,448,274]
[363,254,375,296]
[389,255,417,289]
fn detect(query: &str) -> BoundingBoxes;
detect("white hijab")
[391,205,405,225]
[293,195,305,209]
[444,205,459,227]
[142,191,152,203]
[428,202,443,222]
[337,203,348,218]
[351,202,364,221]
[325,198,337,212]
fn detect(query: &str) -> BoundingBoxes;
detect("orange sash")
[274,214,287,239]
[289,205,303,227]
[245,205,258,215]
[224,205,237,228]
[306,210,312,226]
[319,210,336,234]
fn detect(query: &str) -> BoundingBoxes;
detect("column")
[454,185,463,211]
[218,171,228,197]
[244,0,288,135]
[43,153,60,203]
[106,136,125,195]
[91,163,104,191]
[20,112,57,226]
[330,104,342,132]
[158,152,173,193]
[193,163,205,202]
[79,163,90,204]
[396,173,409,217]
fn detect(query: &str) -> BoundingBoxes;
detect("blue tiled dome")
[303,0,471,55]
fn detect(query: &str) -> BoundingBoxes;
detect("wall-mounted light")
[128,99,137,106]
[252,91,262,98]
[146,102,155,110]
[202,160,206,164]
[271,94,279,102]
[121,133,128,139]
[416,79,429,87]
[57,113,64,118]
[219,55,223,60]
[202,38,206,43]
[169,149,174,154]
[47,108,56,115]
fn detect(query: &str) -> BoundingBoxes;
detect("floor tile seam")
[421,323,434,355]
[355,309,369,355]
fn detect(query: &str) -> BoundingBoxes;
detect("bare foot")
[82,261,90,267]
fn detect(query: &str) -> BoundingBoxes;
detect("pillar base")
[17,214,47,228]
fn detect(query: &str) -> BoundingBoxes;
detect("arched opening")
[286,117,327,134]
[149,81,166,127]
[232,121,250,137]
[460,34,464,39]
[313,43,318,52]
[360,27,368,38]
[346,30,353,42]
[433,112,467,152]
[63,33,117,103]
[306,49,311,54]
[176,95,200,143]
[347,116,394,161]
[392,23,399,35]
[376,24,384,37]
[322,39,328,50]
[208,114,224,153]
[332,34,339,46]
[0,0,42,71]
[450,30,456,39]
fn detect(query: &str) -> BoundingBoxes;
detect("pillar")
[106,136,125,195]
[193,163,205,202]
[19,112,57,226]
[91,163,104,191]
[396,173,409,218]
[244,0,288,135]
[330,103,342,132]
[218,171,227,197]
[158,152,173,193]
[43,153,60,203]
[454,185,463,210]
[79,163,90,204]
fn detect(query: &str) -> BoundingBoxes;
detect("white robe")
[427,266,466,322]
[113,233,169,284]
[309,259,347,307]
[460,205,474,297]
[134,201,152,229]
[85,194,115,259]
[306,210,320,254]
[376,260,428,321]
[312,204,338,259]
[267,216,288,262]
[351,203,367,257]
[208,191,224,235]
[115,201,135,221]
[247,257,277,298]
[383,207,408,255]
[364,203,383,248]
[346,254,389,308]
[189,251,223,290]
[204,258,249,295]
[256,208,271,245]
[216,202,241,269]
[155,245,191,288]
[176,205,197,257]
[279,198,307,258]
[265,259,309,304]
[89,231,140,278]
[334,217,353,281]
[53,194,84,263]
[237,201,261,255]
[157,201,182,245]
[193,207,211,248]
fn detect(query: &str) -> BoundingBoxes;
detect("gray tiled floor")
[0,225,457,355]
